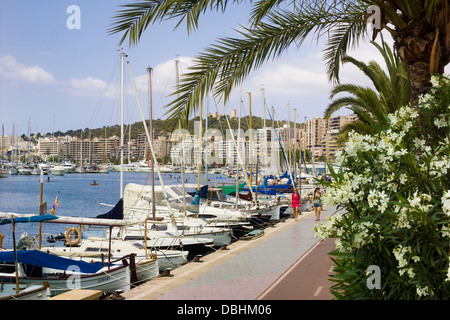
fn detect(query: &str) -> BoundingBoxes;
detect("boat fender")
[65,227,82,246]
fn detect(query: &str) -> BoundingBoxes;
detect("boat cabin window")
[154,225,167,231]
[188,213,217,219]
[0,263,16,274]
[132,242,144,249]
[208,189,226,201]
[124,236,148,241]
[85,247,109,253]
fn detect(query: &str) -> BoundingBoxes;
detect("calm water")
[0,170,234,249]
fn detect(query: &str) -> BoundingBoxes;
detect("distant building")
[306,114,357,161]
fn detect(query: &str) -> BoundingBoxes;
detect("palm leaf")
[108,0,241,46]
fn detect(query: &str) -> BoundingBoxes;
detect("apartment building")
[306,114,357,161]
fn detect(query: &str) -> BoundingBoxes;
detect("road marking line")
[313,286,323,297]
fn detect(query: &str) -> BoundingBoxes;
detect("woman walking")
[291,187,300,221]
[312,188,322,221]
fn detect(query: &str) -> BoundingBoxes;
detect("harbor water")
[0,171,235,249]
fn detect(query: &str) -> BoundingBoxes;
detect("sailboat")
[0,213,135,298]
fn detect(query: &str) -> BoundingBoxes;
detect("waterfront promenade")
[122,205,337,300]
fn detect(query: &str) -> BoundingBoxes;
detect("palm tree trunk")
[409,60,446,146]
[410,61,431,106]
[410,60,446,106]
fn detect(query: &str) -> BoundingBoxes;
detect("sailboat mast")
[120,52,125,199]
[248,92,252,189]
[205,97,209,185]
[174,60,187,213]
[148,67,156,220]
[197,100,203,189]
[293,108,297,185]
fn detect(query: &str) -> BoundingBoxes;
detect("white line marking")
[313,286,323,297]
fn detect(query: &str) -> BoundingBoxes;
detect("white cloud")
[246,58,329,97]
[152,56,194,95]
[65,76,118,99]
[63,56,195,102]
[0,55,55,84]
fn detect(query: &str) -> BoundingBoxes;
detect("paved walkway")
[122,206,336,300]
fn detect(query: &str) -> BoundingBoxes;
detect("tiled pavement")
[122,205,336,300]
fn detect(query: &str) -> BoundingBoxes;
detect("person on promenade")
[291,187,300,221]
[312,188,322,221]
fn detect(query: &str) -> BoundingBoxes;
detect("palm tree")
[109,0,449,127]
[324,39,411,138]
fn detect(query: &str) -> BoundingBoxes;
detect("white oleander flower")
[395,207,412,229]
[393,245,411,271]
[408,191,432,213]
[416,285,433,298]
[442,190,450,217]
[441,225,450,238]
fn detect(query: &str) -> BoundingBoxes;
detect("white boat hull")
[18,168,31,175]
[0,265,130,298]
[0,284,51,300]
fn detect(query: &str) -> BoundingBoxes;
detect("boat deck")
[122,205,336,300]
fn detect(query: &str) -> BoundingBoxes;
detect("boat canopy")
[218,183,246,195]
[0,214,58,225]
[0,250,106,274]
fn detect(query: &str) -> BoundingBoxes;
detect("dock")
[122,206,336,300]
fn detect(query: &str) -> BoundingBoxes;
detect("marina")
[0,0,448,305]
[0,168,324,300]
[0,50,328,300]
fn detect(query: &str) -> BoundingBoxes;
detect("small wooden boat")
[0,250,133,298]
[0,283,51,300]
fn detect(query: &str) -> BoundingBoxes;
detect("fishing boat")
[0,283,51,301]
[0,284,51,301]
[40,210,160,284]
[0,250,132,298]
[0,212,138,297]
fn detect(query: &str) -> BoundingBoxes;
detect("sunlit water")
[0,170,234,249]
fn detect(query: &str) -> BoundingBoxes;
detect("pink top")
[291,193,300,207]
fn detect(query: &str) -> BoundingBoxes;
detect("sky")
[1,1,447,136]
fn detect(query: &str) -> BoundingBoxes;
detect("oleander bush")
[314,74,450,299]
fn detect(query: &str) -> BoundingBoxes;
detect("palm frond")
[108,0,241,46]
[249,0,284,26]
